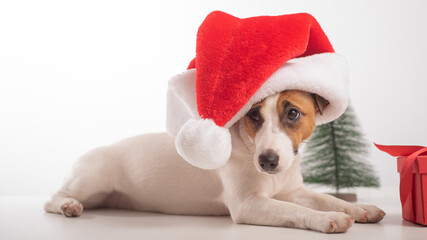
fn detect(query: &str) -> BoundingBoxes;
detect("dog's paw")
[310,211,355,233]
[345,204,385,223]
[60,199,83,217]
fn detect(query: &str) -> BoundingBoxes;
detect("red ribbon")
[375,143,427,221]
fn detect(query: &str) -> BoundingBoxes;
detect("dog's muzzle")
[258,150,279,172]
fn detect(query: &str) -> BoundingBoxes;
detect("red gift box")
[375,144,427,225]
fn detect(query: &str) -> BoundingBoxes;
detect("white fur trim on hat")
[175,118,232,169]
[166,69,198,137]
[224,53,349,128]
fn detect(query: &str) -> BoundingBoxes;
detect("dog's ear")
[312,94,328,115]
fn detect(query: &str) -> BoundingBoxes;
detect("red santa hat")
[166,11,349,169]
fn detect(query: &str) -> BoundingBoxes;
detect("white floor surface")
[1,188,426,240]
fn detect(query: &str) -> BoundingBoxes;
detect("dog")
[44,90,385,233]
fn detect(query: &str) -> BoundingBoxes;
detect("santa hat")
[166,11,349,169]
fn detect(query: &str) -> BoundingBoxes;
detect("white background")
[1,0,426,196]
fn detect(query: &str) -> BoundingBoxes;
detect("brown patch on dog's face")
[277,90,317,152]
[244,101,265,140]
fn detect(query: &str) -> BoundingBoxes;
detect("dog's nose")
[258,150,279,172]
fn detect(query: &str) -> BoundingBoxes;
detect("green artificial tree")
[302,104,379,201]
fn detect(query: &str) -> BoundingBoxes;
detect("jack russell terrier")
[45,90,385,233]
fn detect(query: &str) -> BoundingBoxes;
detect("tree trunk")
[328,193,357,202]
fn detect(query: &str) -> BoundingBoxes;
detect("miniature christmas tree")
[302,104,380,199]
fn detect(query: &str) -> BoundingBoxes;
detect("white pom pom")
[175,118,232,169]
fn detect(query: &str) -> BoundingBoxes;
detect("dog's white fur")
[45,92,385,233]
[253,95,295,172]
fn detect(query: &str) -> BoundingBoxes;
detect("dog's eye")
[287,108,300,121]
[247,108,261,122]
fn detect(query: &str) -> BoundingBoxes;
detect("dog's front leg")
[275,186,385,223]
[226,195,354,233]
